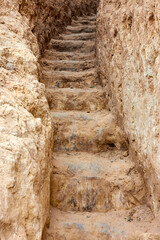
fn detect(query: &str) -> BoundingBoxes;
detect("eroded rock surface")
[2,0,160,239]
[97,0,160,215]
[0,0,99,239]
[47,206,160,240]
[51,151,145,212]
[0,1,53,240]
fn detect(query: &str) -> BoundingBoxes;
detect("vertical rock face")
[0,1,53,239]
[97,0,160,215]
[0,0,99,239]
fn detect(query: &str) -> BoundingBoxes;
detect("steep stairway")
[41,14,160,240]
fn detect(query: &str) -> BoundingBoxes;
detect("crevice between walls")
[19,0,99,54]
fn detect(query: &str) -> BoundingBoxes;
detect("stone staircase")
[41,14,160,240]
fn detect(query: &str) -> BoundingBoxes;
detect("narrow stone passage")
[41,14,160,240]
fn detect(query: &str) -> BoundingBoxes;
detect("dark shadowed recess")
[19,0,99,54]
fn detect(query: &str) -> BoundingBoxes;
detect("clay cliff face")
[0,0,98,239]
[97,0,160,215]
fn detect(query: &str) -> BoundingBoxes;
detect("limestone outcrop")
[97,0,160,216]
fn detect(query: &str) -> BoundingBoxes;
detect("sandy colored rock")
[46,87,106,111]
[51,110,126,152]
[96,0,160,215]
[45,206,160,240]
[2,0,160,238]
[41,13,160,240]
[31,0,99,52]
[43,50,95,61]
[0,3,97,238]
[41,59,95,71]
[41,69,97,88]
[51,151,145,212]
[0,1,53,239]
[40,12,160,240]
[0,1,99,240]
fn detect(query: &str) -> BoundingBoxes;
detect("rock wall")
[0,1,53,239]
[0,0,99,239]
[97,0,160,215]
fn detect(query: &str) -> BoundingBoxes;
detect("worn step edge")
[51,110,127,152]
[51,151,145,212]
[71,20,96,26]
[42,69,96,82]
[41,59,95,72]
[41,69,97,88]
[45,87,106,111]
[59,32,96,40]
[45,206,160,240]
[66,25,96,33]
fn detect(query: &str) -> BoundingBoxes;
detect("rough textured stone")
[97,0,160,215]
[51,151,145,212]
[45,87,107,111]
[0,0,99,239]
[0,1,54,239]
[28,0,99,53]
[46,206,160,240]
[42,13,160,240]
[2,0,160,239]
[51,110,126,152]
[41,68,97,88]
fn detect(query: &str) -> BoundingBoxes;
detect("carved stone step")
[51,151,145,212]
[46,87,106,111]
[41,69,97,88]
[66,25,96,34]
[51,110,126,152]
[78,15,97,21]
[42,50,95,61]
[41,59,95,71]
[48,39,95,53]
[59,32,95,41]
